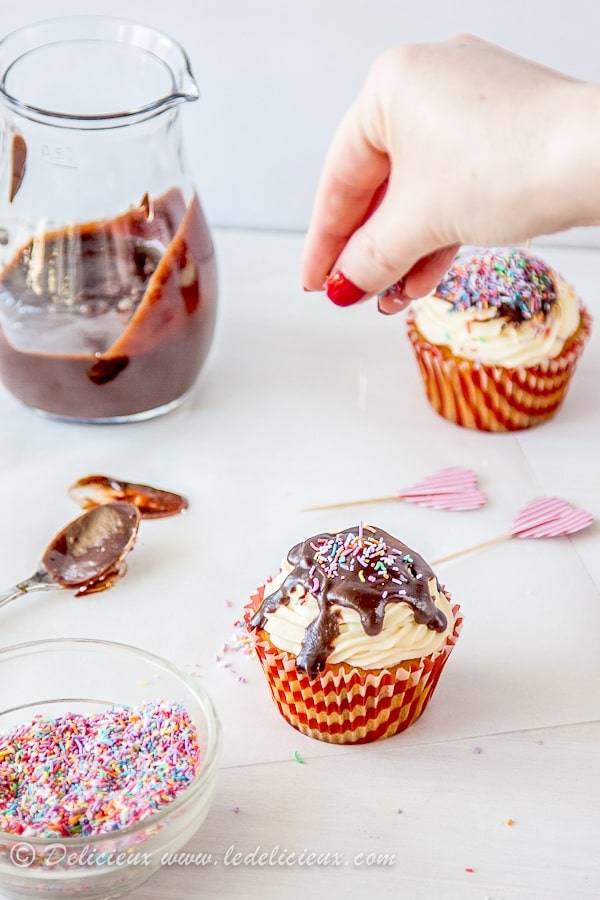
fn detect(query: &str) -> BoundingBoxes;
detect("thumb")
[403,245,460,298]
[377,245,460,314]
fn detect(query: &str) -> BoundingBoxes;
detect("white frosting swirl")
[412,269,581,368]
[260,560,454,669]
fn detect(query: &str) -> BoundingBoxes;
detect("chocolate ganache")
[249,526,447,678]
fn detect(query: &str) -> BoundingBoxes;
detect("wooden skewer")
[302,496,399,512]
[432,533,511,565]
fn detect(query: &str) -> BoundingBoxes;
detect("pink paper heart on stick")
[398,467,486,511]
[433,497,593,565]
[510,497,593,538]
[303,467,487,513]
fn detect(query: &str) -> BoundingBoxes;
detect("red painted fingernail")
[324,272,367,307]
[377,279,412,313]
[376,300,394,316]
[377,295,411,315]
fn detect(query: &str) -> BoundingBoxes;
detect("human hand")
[302,35,599,312]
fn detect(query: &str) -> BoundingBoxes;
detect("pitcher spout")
[177,71,200,104]
[0,16,202,127]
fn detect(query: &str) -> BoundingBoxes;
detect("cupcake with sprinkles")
[245,525,461,744]
[406,247,592,431]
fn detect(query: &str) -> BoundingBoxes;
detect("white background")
[1,0,600,240]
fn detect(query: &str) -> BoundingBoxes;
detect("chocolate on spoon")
[68,475,188,519]
[0,501,140,611]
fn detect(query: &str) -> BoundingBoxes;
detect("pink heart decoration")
[398,467,487,511]
[510,497,593,539]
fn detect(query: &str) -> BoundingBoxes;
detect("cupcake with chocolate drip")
[246,525,461,744]
[406,247,591,431]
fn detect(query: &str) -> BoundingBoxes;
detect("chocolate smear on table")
[69,475,188,519]
[250,525,447,678]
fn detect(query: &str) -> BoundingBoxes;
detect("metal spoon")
[0,501,140,610]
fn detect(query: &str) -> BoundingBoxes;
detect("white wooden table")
[0,230,598,899]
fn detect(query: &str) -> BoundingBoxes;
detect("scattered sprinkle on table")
[292,750,306,765]
[0,700,201,838]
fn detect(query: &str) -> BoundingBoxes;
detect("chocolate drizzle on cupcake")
[435,249,557,324]
[249,525,447,677]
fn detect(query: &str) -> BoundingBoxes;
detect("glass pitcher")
[0,16,217,423]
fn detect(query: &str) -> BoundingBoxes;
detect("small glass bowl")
[0,638,221,899]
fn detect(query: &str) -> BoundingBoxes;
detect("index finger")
[302,103,390,290]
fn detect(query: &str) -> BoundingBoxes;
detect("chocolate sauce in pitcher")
[0,189,217,420]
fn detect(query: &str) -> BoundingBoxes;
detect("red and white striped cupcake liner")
[245,587,462,745]
[406,306,592,432]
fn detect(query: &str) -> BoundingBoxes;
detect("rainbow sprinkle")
[435,248,557,323]
[312,529,399,584]
[0,701,200,838]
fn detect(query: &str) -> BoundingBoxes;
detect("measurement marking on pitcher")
[41,145,78,168]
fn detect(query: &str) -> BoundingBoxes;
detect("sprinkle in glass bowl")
[0,638,221,899]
